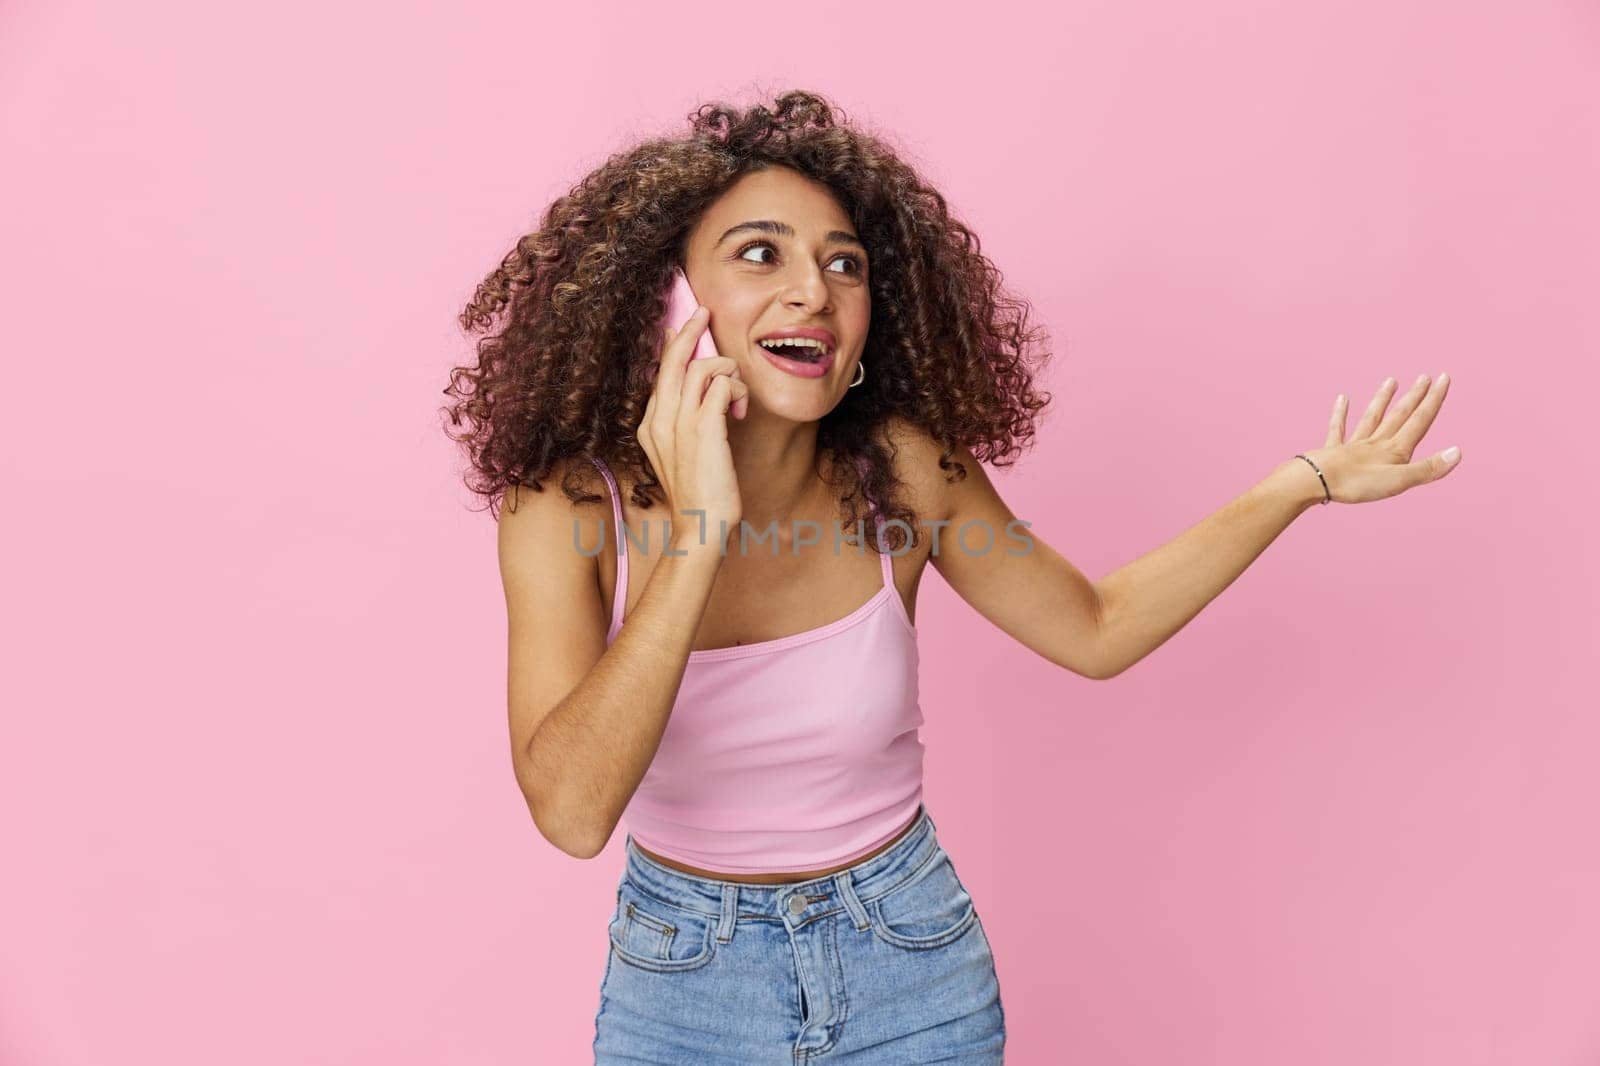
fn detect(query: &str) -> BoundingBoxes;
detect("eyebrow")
[713,219,866,251]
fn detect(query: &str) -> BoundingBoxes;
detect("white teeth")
[758,337,829,355]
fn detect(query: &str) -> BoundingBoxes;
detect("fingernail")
[1442,446,1460,464]
[692,305,707,318]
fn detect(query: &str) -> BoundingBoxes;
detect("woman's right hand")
[636,306,749,553]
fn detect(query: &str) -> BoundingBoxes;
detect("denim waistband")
[622,804,942,923]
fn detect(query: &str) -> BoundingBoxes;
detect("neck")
[726,415,830,536]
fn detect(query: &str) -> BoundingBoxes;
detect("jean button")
[787,894,807,915]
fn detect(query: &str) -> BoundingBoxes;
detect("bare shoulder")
[499,455,607,520]
[877,414,964,525]
[496,456,612,578]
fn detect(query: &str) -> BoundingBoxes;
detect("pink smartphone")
[661,267,746,420]
[662,268,721,364]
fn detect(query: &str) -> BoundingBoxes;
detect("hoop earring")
[849,361,866,388]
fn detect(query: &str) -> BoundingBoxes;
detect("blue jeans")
[592,804,1006,1063]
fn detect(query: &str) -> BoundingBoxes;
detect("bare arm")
[1094,371,1462,678]
[1092,459,1323,679]
[928,373,1460,680]
[499,466,724,858]
[929,445,1319,681]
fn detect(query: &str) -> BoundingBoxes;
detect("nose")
[780,264,831,314]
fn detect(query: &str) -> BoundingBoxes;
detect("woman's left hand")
[1296,373,1461,505]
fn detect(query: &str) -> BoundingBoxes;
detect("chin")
[745,389,839,424]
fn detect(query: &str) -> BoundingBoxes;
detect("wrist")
[1273,456,1330,511]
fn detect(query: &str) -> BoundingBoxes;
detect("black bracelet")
[1294,454,1332,505]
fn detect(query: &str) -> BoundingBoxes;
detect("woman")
[442,90,1460,1063]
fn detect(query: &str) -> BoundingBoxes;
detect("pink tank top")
[589,456,925,873]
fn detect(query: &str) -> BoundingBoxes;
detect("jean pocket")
[867,847,979,951]
[606,879,717,974]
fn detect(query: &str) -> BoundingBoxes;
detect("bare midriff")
[632,807,923,885]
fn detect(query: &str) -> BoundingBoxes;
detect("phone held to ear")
[662,268,720,364]
[660,268,747,420]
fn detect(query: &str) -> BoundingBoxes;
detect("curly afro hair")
[440,88,1053,551]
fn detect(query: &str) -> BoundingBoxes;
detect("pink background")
[3,0,1595,1062]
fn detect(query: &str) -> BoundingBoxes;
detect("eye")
[734,240,865,277]
[735,241,778,265]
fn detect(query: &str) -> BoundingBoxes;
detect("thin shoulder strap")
[588,456,627,636]
[874,514,894,591]
[857,454,895,593]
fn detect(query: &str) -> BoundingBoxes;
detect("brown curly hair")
[440,88,1053,551]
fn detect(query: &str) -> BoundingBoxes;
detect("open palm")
[1298,373,1461,505]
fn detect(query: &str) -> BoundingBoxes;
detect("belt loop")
[833,870,871,931]
[717,883,738,942]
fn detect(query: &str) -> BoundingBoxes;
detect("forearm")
[1091,458,1325,679]
[523,538,724,857]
